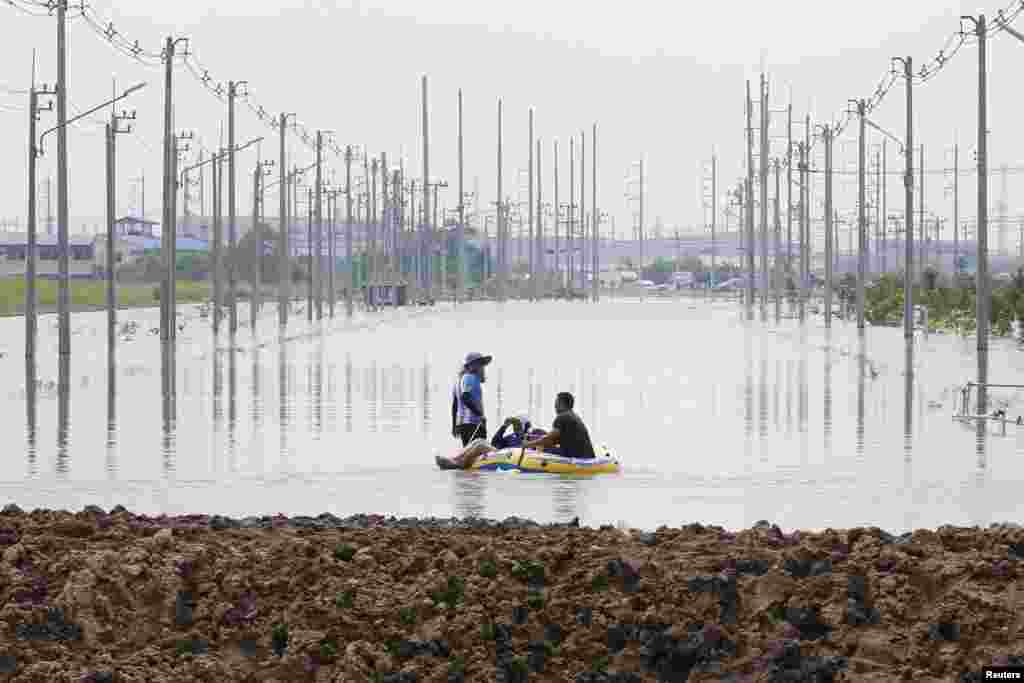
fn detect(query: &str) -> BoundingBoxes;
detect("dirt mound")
[0,506,1020,681]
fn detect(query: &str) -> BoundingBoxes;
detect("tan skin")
[522,397,569,451]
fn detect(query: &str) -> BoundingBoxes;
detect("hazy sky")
[0,0,1020,242]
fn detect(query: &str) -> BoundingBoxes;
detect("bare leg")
[454,440,494,469]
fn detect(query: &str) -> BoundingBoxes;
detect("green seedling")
[334,589,355,609]
[590,573,610,592]
[333,544,356,562]
[398,606,416,626]
[527,594,544,610]
[478,559,498,579]
[510,559,545,584]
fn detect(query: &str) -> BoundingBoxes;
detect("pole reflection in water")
[785,359,793,436]
[823,329,833,455]
[212,339,223,474]
[855,330,866,459]
[160,339,177,474]
[106,354,117,478]
[422,361,431,434]
[798,326,808,466]
[227,338,237,473]
[326,356,337,435]
[367,360,377,434]
[495,368,503,423]
[25,353,37,478]
[57,355,70,477]
[758,355,767,443]
[345,354,353,434]
[903,340,914,531]
[552,477,582,524]
[251,340,264,472]
[743,318,753,473]
[451,471,486,519]
[528,367,534,418]
[278,341,289,471]
[314,338,325,439]
[773,359,780,431]
[381,366,401,433]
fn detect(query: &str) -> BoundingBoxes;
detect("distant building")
[0,232,96,278]
[114,216,160,238]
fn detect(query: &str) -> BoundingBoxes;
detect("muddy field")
[0,505,1021,682]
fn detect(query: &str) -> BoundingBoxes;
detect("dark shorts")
[456,423,487,447]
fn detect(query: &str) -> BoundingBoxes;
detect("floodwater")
[2,296,1023,533]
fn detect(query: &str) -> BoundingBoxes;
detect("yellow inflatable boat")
[436,445,621,475]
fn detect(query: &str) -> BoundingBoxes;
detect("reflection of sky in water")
[1,299,1023,531]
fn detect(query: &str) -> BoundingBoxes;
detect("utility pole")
[824,125,834,329]
[345,146,354,316]
[278,113,292,328]
[537,137,544,299]
[875,147,881,276]
[592,122,598,303]
[968,14,989,415]
[760,73,769,308]
[496,98,505,302]
[580,131,586,293]
[457,89,465,305]
[797,141,807,322]
[882,139,888,274]
[251,163,260,330]
[26,71,54,362]
[745,81,755,312]
[228,79,246,335]
[639,157,644,287]
[554,139,560,291]
[787,104,793,274]
[315,131,324,320]
[306,185,313,321]
[107,108,135,361]
[56,0,70,372]
[954,143,960,278]
[895,55,914,346]
[774,158,782,319]
[569,139,575,292]
[212,144,223,332]
[528,108,534,300]
[918,145,924,279]
[856,98,866,330]
[422,75,430,299]
[712,152,717,290]
[803,114,811,318]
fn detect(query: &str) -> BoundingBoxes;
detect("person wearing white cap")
[451,352,492,447]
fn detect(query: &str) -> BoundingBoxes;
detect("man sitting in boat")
[444,415,545,469]
[522,391,596,460]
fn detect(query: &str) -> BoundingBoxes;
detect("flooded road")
[2,298,1022,532]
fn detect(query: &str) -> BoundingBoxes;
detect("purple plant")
[993,560,1012,578]
[876,558,897,573]
[175,560,196,581]
[12,576,48,606]
[994,655,1010,667]
[303,655,319,674]
[701,623,723,645]
[222,593,258,626]
[782,622,800,640]
[0,528,18,546]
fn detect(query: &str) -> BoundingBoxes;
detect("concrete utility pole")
[56,0,70,371]
[579,130,586,293]
[278,113,292,328]
[592,122,598,303]
[882,140,888,274]
[968,14,990,415]
[760,74,769,307]
[953,143,959,278]
[638,157,644,287]
[797,141,807,322]
[787,104,793,274]
[306,186,313,321]
[875,147,881,276]
[422,76,430,299]
[496,98,505,302]
[803,114,811,317]
[568,139,576,292]
[26,71,54,362]
[106,107,135,361]
[745,81,755,312]
[228,79,245,335]
[823,125,834,329]
[536,137,544,299]
[345,146,354,316]
[774,158,782,320]
[457,89,465,304]
[895,55,914,346]
[213,145,222,332]
[315,131,324,320]
[554,139,560,290]
[528,108,535,300]
[251,163,260,330]
[918,146,924,279]
[711,152,717,289]
[856,99,867,330]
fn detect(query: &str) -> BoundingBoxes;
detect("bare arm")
[524,429,559,450]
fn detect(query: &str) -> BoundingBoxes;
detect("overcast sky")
[0,0,1020,243]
